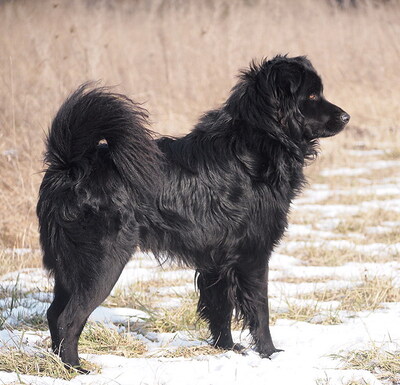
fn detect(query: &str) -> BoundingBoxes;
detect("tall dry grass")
[0,0,399,251]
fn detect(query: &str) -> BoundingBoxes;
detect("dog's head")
[268,56,350,139]
[227,55,350,142]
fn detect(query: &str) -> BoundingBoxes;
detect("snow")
[113,261,194,291]
[315,218,342,231]
[271,260,400,282]
[348,149,387,157]
[270,279,360,297]
[3,248,34,255]
[293,198,400,217]
[366,160,400,169]
[89,306,150,324]
[320,160,400,177]
[382,221,400,227]
[365,225,393,234]
[2,308,398,385]
[155,284,193,296]
[286,224,337,239]
[1,252,399,385]
[282,239,400,257]
[321,167,369,176]
[296,184,400,205]
[1,149,18,159]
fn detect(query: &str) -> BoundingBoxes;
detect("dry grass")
[0,279,48,329]
[335,209,400,234]
[147,292,207,334]
[333,211,400,245]
[332,346,400,384]
[344,382,371,385]
[106,284,156,311]
[79,323,148,358]
[361,166,400,181]
[299,276,400,312]
[0,0,399,251]
[106,277,192,309]
[383,148,400,160]
[271,276,337,284]
[273,302,342,325]
[0,323,147,376]
[287,211,317,226]
[15,314,48,331]
[317,380,373,385]
[108,285,207,335]
[364,230,400,245]
[272,276,400,325]
[289,245,373,266]
[307,173,367,189]
[309,161,400,187]
[0,250,42,277]
[157,345,224,358]
[81,325,219,359]
[316,194,399,206]
[0,345,98,380]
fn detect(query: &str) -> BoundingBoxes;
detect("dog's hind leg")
[47,279,71,354]
[197,271,243,351]
[55,257,128,372]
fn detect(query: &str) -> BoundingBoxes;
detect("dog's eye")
[308,94,318,101]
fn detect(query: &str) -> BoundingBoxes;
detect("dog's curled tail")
[44,83,162,197]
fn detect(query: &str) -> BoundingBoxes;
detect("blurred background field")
[0,0,399,253]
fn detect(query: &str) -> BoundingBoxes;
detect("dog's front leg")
[240,263,282,358]
[197,270,244,351]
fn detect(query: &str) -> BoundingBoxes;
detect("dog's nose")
[340,113,350,124]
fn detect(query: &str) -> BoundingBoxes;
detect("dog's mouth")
[323,123,347,137]
[319,128,344,138]
[305,119,349,139]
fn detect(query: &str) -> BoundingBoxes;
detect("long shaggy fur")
[37,55,349,371]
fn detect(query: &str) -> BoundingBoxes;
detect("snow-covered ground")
[1,148,399,385]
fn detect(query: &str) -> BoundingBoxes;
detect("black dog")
[37,55,349,371]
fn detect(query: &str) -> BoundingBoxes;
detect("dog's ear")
[267,61,304,100]
[264,59,307,147]
[225,57,305,127]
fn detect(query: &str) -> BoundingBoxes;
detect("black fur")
[37,55,350,371]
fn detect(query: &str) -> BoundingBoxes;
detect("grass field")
[0,0,399,384]
[0,0,399,251]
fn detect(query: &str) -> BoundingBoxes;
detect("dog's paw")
[75,367,91,375]
[213,341,247,354]
[66,365,90,375]
[232,343,248,355]
[259,348,284,359]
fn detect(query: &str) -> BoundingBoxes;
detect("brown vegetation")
[0,0,399,254]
